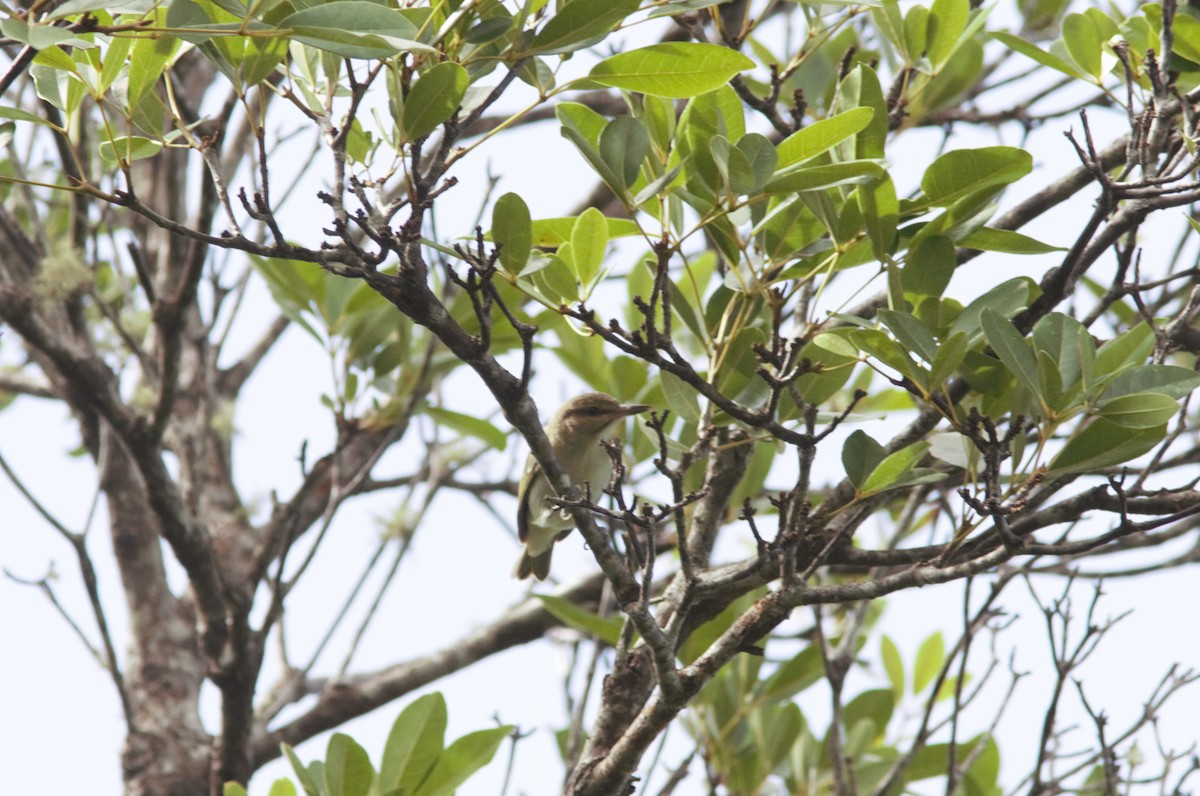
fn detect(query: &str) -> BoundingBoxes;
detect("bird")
[514,392,650,581]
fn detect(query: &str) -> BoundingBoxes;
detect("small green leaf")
[981,309,1041,400]
[492,192,532,276]
[599,115,650,194]
[929,331,968,389]
[759,646,823,700]
[913,631,944,694]
[958,226,1064,254]
[268,780,298,796]
[589,43,754,98]
[425,406,508,450]
[282,744,322,796]
[1093,322,1153,377]
[927,0,968,68]
[775,107,875,167]
[98,136,163,165]
[570,207,608,286]
[881,636,905,698]
[764,160,886,194]
[842,430,886,490]
[324,734,373,796]
[920,146,1032,207]
[535,594,623,645]
[990,31,1082,79]
[526,0,639,55]
[1062,11,1102,80]
[661,370,701,424]
[412,726,513,796]
[860,441,930,495]
[401,62,468,142]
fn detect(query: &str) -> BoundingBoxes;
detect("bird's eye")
[587,407,604,416]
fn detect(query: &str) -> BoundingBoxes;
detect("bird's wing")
[516,454,540,543]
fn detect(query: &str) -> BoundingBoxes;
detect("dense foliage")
[3,0,1200,794]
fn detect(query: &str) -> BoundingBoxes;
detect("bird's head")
[549,392,651,443]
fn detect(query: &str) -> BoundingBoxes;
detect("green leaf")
[492,192,532,276]
[860,441,930,495]
[378,693,446,794]
[589,43,754,99]
[1099,365,1200,402]
[843,689,894,744]
[879,309,937,364]
[0,105,61,129]
[224,784,249,796]
[528,217,641,247]
[1097,392,1180,429]
[929,331,968,389]
[981,309,1041,400]
[881,636,905,698]
[1093,322,1153,377]
[535,594,623,646]
[990,31,1082,79]
[947,277,1034,345]
[570,207,608,285]
[913,631,944,694]
[920,146,1032,207]
[527,0,639,55]
[903,235,956,298]
[764,160,886,194]
[1048,419,1166,474]
[98,135,163,166]
[1062,11,1102,80]
[661,371,702,424]
[268,780,298,796]
[958,226,1063,254]
[412,726,512,796]
[599,115,649,194]
[401,62,468,142]
[281,2,427,59]
[927,0,968,68]
[842,430,886,490]
[324,734,373,796]
[775,107,875,167]
[282,744,322,796]
[425,407,507,450]
[735,133,777,195]
[758,646,823,701]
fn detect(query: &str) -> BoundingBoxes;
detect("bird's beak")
[620,403,652,416]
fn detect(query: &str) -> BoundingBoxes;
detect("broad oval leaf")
[492,192,532,276]
[378,693,447,793]
[1097,392,1180,429]
[589,43,754,99]
[920,146,1032,207]
[401,62,469,142]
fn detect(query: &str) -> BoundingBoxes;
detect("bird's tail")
[513,546,553,581]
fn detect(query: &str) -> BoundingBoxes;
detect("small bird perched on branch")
[514,392,650,581]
